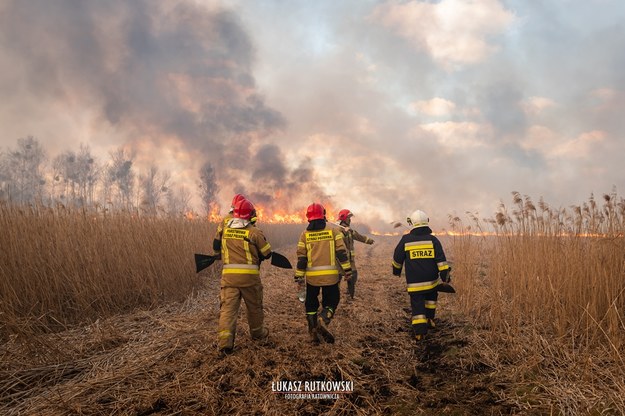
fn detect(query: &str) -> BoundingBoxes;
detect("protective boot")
[319,306,334,325]
[306,314,320,344]
[347,279,355,300]
[251,327,269,341]
[347,271,358,299]
[317,307,335,344]
[218,347,234,358]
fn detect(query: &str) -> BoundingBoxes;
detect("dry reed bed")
[1,238,510,415]
[2,193,625,414]
[0,203,216,338]
[446,191,625,414]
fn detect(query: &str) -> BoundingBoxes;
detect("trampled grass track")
[1,236,519,415]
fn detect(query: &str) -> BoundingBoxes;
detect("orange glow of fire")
[253,201,341,224]
[371,230,402,236]
[255,205,306,224]
[207,205,222,223]
[201,201,345,224]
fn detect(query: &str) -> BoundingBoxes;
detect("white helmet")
[407,209,429,228]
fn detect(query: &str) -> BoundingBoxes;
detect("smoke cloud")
[0,0,329,216]
[2,0,625,230]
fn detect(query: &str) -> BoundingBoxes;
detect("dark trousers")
[409,290,438,336]
[305,283,340,314]
[346,270,358,298]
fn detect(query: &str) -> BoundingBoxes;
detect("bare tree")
[77,144,100,207]
[0,149,10,201]
[139,165,171,216]
[52,145,100,208]
[198,162,219,215]
[165,185,192,218]
[5,136,47,205]
[104,147,135,211]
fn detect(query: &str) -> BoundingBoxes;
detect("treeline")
[0,136,218,216]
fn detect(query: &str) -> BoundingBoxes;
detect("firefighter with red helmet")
[295,203,352,344]
[213,194,249,256]
[392,210,451,342]
[337,209,374,300]
[213,198,272,356]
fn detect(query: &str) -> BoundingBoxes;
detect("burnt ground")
[0,236,521,415]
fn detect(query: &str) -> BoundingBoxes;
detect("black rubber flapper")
[436,283,456,293]
[194,253,218,273]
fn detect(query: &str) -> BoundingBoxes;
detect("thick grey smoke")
[0,0,325,215]
[3,0,625,230]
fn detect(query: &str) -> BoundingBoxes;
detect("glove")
[368,239,375,245]
[440,270,451,283]
[344,270,352,282]
[294,277,305,285]
[296,280,306,303]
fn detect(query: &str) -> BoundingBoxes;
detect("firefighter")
[213,198,271,356]
[392,209,451,342]
[337,209,374,300]
[295,203,352,344]
[213,193,247,257]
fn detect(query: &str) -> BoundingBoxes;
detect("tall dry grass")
[484,191,624,352]
[0,202,218,339]
[0,204,305,340]
[447,191,625,413]
[449,192,625,347]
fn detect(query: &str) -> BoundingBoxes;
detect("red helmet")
[306,203,326,221]
[231,193,246,208]
[233,199,255,220]
[338,209,353,222]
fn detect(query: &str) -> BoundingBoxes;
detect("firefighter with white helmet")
[392,209,451,342]
[295,203,352,344]
[213,198,272,356]
[337,209,374,299]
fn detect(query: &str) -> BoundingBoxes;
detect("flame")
[439,230,620,238]
[371,230,402,236]
[252,201,342,224]
[255,205,306,224]
[202,201,343,224]
[207,204,221,223]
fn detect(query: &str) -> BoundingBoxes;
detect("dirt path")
[1,236,519,415]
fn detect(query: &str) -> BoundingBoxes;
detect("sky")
[1,0,624,231]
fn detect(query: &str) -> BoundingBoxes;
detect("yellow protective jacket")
[212,213,233,252]
[220,220,271,287]
[339,225,374,270]
[295,223,351,286]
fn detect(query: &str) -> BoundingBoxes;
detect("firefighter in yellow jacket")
[213,198,271,356]
[295,203,352,344]
[337,209,374,299]
[392,209,450,342]
[213,193,247,256]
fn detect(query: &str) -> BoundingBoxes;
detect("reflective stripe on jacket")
[221,224,271,287]
[392,227,450,293]
[340,226,373,270]
[296,225,351,286]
